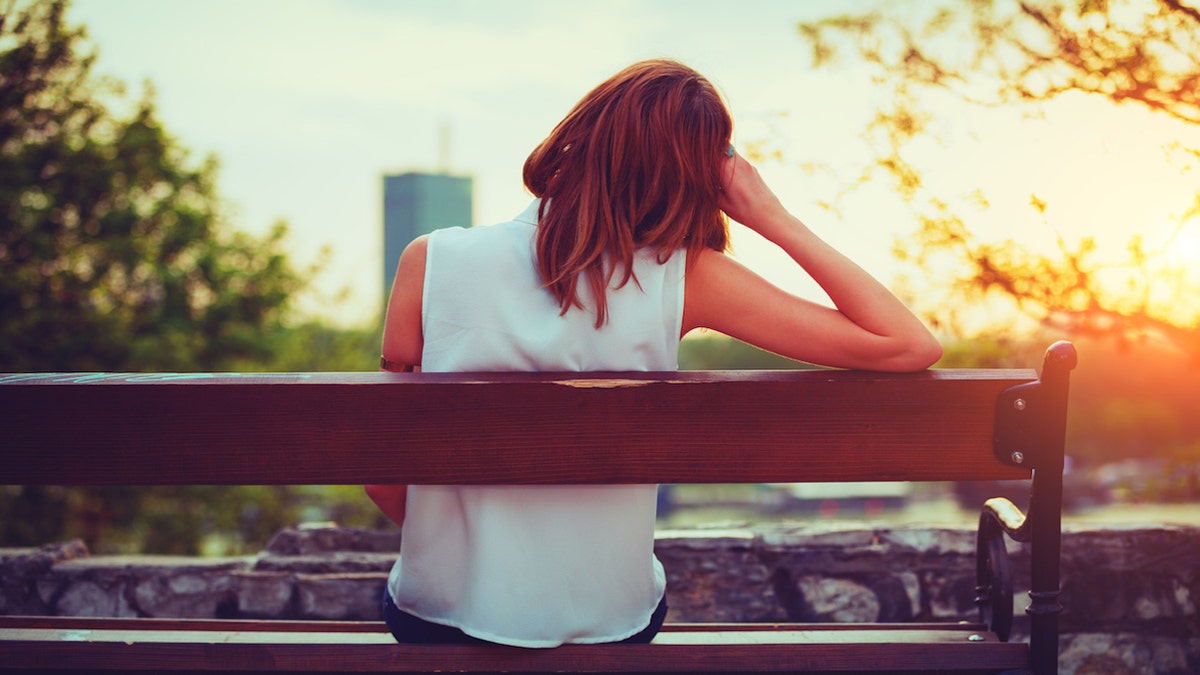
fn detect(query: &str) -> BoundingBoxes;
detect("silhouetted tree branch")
[797,0,1200,360]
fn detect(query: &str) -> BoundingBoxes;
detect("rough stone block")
[655,530,783,623]
[796,575,880,622]
[295,572,387,621]
[253,552,397,574]
[266,525,402,556]
[233,570,295,618]
[1059,632,1193,675]
[0,541,88,615]
[881,527,977,555]
[56,579,136,617]
[131,559,246,618]
[922,569,978,619]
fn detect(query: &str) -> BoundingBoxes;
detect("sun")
[1139,219,1200,327]
[1166,222,1200,266]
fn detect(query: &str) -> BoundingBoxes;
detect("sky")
[69,0,1200,328]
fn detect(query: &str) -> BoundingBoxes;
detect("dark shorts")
[381,588,668,645]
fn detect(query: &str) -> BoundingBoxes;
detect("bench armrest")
[974,341,1075,675]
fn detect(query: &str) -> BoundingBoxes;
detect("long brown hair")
[523,59,732,327]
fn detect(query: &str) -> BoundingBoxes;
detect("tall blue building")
[382,172,473,301]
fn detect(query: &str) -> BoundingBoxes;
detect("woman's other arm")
[366,235,429,528]
[380,235,427,373]
[683,152,942,372]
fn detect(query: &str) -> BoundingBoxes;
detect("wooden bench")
[0,341,1077,674]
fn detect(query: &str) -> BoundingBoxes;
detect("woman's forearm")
[770,214,936,349]
[716,150,940,370]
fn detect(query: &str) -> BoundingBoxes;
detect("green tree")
[1,0,312,372]
[795,0,1200,359]
[264,320,382,372]
[0,0,390,554]
[679,333,819,370]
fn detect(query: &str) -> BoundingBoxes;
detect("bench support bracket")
[980,341,1076,675]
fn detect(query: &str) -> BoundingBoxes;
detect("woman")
[367,59,941,648]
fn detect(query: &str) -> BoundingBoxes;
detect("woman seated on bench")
[366,58,942,648]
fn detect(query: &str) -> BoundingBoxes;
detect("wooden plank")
[0,369,1034,486]
[0,625,1028,672]
[666,622,997,633]
[0,616,388,633]
[0,626,1006,646]
[0,615,991,634]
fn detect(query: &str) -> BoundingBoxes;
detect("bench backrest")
[0,354,1075,486]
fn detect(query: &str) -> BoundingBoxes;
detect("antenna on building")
[438,119,451,174]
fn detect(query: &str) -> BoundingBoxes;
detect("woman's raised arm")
[682,152,942,372]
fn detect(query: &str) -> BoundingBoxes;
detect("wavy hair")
[523,59,732,327]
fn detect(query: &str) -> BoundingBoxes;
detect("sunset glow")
[67,0,1200,335]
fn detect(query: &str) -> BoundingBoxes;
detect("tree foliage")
[796,0,1200,360]
[791,1,1200,479]
[0,0,388,554]
[802,0,1200,123]
[0,0,312,372]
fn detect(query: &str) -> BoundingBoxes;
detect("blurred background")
[2,0,1197,555]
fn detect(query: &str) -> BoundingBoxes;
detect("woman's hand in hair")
[687,152,942,372]
[717,151,791,243]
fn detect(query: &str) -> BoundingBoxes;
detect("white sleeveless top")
[386,199,685,647]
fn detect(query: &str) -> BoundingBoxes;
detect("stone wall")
[2,523,1196,674]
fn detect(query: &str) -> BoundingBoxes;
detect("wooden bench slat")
[0,625,1028,672]
[0,616,389,633]
[0,615,993,634]
[0,369,1035,485]
[0,625,1004,645]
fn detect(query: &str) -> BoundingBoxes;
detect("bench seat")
[0,617,1027,673]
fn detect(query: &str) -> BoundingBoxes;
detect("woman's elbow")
[857,332,942,372]
[889,334,943,372]
[915,335,944,369]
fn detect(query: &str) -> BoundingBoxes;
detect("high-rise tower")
[382,172,473,300]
